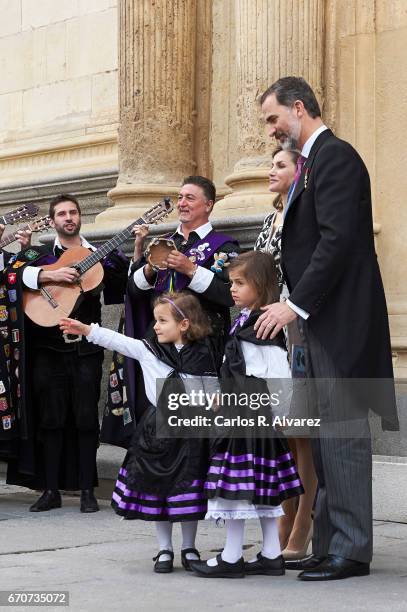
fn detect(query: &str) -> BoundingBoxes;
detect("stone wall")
[0,0,406,376]
[0,0,119,220]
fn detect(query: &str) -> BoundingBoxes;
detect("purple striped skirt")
[111,467,207,522]
[205,437,303,505]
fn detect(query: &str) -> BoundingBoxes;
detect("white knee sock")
[155,521,173,562]
[207,519,245,566]
[259,517,281,560]
[181,521,199,560]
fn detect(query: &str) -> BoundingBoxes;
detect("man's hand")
[0,224,5,241]
[15,229,32,249]
[132,224,149,260]
[166,250,196,277]
[254,302,297,339]
[38,267,80,284]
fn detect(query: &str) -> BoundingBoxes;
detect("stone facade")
[0,0,119,221]
[0,1,406,375]
[1,0,406,521]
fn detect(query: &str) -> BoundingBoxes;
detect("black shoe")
[285,554,326,571]
[244,553,285,576]
[153,550,174,573]
[298,555,370,581]
[190,554,245,579]
[181,547,201,571]
[29,490,61,512]
[80,489,99,513]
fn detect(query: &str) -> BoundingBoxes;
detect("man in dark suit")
[256,77,398,581]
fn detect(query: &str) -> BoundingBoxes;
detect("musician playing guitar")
[6,194,129,513]
[0,224,33,460]
[0,223,32,267]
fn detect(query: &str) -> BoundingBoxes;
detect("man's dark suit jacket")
[280,129,398,429]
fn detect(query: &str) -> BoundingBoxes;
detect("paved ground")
[1,482,407,612]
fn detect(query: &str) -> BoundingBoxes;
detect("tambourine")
[145,237,177,271]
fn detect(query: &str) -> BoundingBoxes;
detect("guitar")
[0,203,39,226]
[23,198,174,327]
[0,216,52,249]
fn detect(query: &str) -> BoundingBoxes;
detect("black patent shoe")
[80,489,99,513]
[153,550,174,573]
[244,553,285,576]
[285,554,326,571]
[298,555,370,581]
[190,554,245,578]
[181,547,201,571]
[29,490,61,512]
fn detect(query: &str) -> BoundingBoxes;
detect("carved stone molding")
[0,134,118,187]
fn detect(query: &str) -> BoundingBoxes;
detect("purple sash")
[155,231,236,293]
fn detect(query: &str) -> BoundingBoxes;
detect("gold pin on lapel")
[304,167,309,189]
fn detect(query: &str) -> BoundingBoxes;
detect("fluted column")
[96,0,197,224]
[216,0,325,216]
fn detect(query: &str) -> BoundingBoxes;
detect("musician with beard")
[6,194,129,513]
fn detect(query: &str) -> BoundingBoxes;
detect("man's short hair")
[49,194,82,219]
[260,76,321,119]
[181,175,216,203]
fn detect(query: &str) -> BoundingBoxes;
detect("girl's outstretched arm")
[60,317,91,336]
[59,317,148,362]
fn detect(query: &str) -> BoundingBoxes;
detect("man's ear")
[49,218,56,229]
[294,99,305,118]
[206,200,214,213]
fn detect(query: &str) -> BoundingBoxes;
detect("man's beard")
[58,222,81,238]
[281,135,299,150]
[279,115,301,150]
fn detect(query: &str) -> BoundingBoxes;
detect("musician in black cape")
[5,194,128,512]
[0,224,32,461]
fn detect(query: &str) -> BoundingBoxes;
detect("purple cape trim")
[155,230,236,293]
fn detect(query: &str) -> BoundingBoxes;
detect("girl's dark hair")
[271,146,301,212]
[153,291,212,342]
[228,251,280,308]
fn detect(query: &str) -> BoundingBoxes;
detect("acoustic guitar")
[23,198,173,327]
[0,203,39,226]
[0,216,52,249]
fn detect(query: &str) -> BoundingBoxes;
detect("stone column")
[96,0,197,225]
[216,0,325,216]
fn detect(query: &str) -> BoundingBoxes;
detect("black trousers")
[32,348,103,490]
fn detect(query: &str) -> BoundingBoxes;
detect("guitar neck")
[0,223,30,248]
[77,217,145,274]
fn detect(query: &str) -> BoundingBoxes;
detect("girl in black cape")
[190,251,304,578]
[60,292,218,574]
